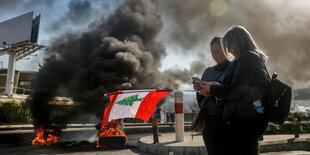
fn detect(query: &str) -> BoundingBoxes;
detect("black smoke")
[154,0,310,85]
[30,0,179,129]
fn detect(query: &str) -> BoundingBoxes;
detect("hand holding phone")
[192,77,203,89]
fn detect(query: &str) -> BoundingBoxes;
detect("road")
[0,133,153,155]
[1,130,309,155]
[0,145,152,155]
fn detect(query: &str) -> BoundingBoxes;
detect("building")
[18,71,36,90]
[0,69,36,94]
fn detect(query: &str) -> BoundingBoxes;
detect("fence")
[0,86,32,95]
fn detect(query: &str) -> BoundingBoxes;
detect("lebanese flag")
[102,89,172,126]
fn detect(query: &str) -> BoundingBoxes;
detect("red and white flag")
[102,89,172,126]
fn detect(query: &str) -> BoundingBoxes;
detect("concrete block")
[259,139,310,153]
[183,146,199,155]
[170,146,183,155]
[147,143,158,154]
[139,142,147,152]
[198,146,208,155]
[157,145,170,155]
[136,140,141,150]
[259,145,266,153]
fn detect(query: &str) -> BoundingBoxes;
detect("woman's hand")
[192,81,201,92]
[210,81,220,85]
[201,81,211,92]
[196,81,211,97]
[198,90,211,97]
[192,83,200,92]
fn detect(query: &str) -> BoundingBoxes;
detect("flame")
[32,126,59,146]
[97,120,127,148]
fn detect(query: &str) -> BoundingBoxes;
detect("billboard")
[0,12,33,47]
[31,14,40,44]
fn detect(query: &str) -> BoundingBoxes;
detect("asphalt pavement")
[0,124,310,154]
[0,133,153,155]
[137,132,310,154]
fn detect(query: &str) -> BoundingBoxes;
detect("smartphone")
[192,77,203,89]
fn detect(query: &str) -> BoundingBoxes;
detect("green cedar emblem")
[116,94,144,106]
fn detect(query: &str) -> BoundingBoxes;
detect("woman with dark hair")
[193,36,229,155]
[200,26,269,155]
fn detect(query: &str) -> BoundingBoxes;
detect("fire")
[97,120,127,148]
[32,126,59,146]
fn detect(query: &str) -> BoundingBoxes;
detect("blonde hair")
[221,26,268,62]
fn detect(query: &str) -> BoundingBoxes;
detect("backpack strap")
[262,62,280,81]
[262,62,271,80]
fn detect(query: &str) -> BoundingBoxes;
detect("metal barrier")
[0,86,32,95]
[270,120,310,138]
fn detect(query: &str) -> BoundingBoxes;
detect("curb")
[137,137,207,155]
[137,137,310,155]
[260,138,310,153]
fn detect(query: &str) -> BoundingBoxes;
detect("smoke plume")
[30,0,177,128]
[30,0,310,129]
[154,0,310,85]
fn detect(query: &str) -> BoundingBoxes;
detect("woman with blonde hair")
[200,26,269,155]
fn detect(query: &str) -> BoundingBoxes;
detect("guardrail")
[0,120,309,137]
[269,120,310,138]
[0,86,32,95]
[124,121,310,126]
[282,121,310,125]
[125,122,192,126]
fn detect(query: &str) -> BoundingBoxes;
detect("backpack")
[263,70,292,125]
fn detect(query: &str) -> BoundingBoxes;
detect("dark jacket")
[210,51,269,121]
[196,60,230,115]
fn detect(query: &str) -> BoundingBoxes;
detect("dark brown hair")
[210,36,222,45]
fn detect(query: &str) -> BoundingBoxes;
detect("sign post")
[175,91,184,142]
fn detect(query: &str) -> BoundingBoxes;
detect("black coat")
[196,60,229,115]
[210,51,269,121]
